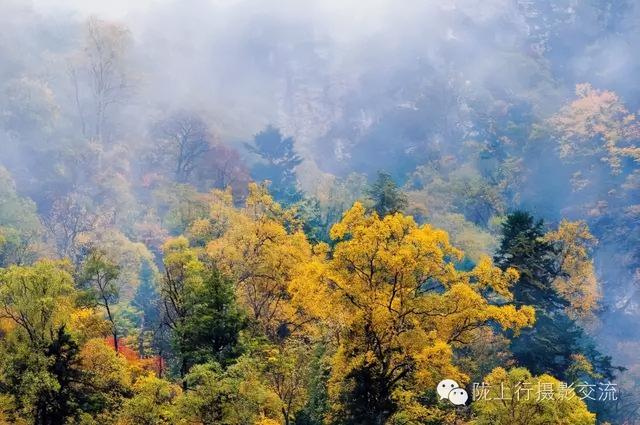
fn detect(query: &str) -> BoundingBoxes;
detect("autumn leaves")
[164,184,535,422]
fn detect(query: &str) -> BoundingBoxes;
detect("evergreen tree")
[494,211,565,309]
[245,126,303,205]
[132,259,164,357]
[294,344,331,425]
[2,326,86,425]
[495,211,616,380]
[161,238,246,384]
[295,197,328,244]
[177,267,246,367]
[365,171,408,217]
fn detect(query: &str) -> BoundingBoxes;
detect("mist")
[1,0,639,423]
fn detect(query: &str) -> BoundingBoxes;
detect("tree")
[494,211,562,308]
[1,77,59,141]
[78,338,133,423]
[544,219,600,321]
[262,341,312,425]
[0,261,85,425]
[182,341,312,425]
[177,359,281,424]
[293,203,534,423]
[205,183,313,341]
[0,326,86,425]
[0,260,75,346]
[297,173,369,244]
[117,374,181,425]
[495,212,615,381]
[245,126,303,205]
[549,83,640,175]
[0,167,43,266]
[365,171,408,217]
[443,171,505,225]
[178,266,245,367]
[294,343,331,425]
[160,237,244,384]
[71,17,132,141]
[473,367,595,425]
[79,249,122,352]
[194,142,251,199]
[41,192,106,263]
[153,183,213,235]
[160,236,204,382]
[322,173,368,223]
[427,212,497,265]
[151,111,211,183]
[132,259,162,357]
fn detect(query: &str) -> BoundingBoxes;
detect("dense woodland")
[1,1,640,424]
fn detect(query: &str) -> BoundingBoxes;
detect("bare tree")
[70,17,132,142]
[152,111,211,183]
[41,193,110,264]
[195,143,251,197]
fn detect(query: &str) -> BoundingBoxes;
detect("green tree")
[0,167,43,267]
[77,337,133,423]
[132,258,163,357]
[153,183,211,235]
[294,343,331,425]
[117,374,181,425]
[1,326,86,425]
[178,267,245,367]
[79,249,122,352]
[495,212,616,381]
[245,126,303,205]
[365,171,408,217]
[0,260,75,346]
[494,211,562,308]
[0,261,85,425]
[178,359,281,424]
[160,237,245,385]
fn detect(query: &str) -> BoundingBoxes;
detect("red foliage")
[104,337,164,376]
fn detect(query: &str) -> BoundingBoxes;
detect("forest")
[0,0,639,424]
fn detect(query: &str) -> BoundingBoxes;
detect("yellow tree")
[117,374,182,425]
[291,203,535,424]
[78,338,133,423]
[206,183,313,340]
[549,83,640,174]
[472,367,595,425]
[0,260,75,346]
[0,260,83,424]
[544,220,600,321]
[261,340,312,425]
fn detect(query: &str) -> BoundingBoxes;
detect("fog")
[1,0,640,421]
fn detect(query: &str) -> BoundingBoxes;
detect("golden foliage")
[550,83,640,174]
[544,219,600,320]
[205,183,312,339]
[291,203,534,420]
[0,260,75,345]
[472,367,596,425]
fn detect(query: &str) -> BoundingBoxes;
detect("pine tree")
[245,126,303,205]
[365,171,408,217]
